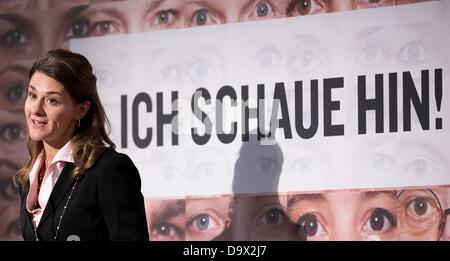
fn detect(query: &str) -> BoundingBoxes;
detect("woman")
[15,49,149,241]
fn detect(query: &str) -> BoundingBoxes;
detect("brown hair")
[15,49,115,187]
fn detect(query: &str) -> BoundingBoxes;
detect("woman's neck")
[42,139,69,168]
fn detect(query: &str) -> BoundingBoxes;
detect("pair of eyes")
[27,92,61,106]
[87,9,180,37]
[296,207,396,240]
[150,212,223,241]
[189,0,279,27]
[76,0,283,36]
[150,207,288,240]
[250,40,433,76]
[0,17,90,48]
[357,40,433,66]
[358,152,441,179]
[158,155,279,182]
[2,81,26,105]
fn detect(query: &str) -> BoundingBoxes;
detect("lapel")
[38,163,75,227]
[20,186,35,237]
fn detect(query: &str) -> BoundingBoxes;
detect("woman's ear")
[76,100,91,120]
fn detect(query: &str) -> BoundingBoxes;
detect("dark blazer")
[19,148,149,241]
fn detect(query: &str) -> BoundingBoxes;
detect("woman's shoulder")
[95,147,135,167]
[90,147,140,181]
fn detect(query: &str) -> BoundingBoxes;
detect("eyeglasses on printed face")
[397,189,449,241]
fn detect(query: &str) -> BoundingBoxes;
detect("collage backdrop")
[1,0,450,241]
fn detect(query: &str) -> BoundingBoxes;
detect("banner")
[1,0,449,241]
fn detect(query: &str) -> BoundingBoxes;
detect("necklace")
[33,176,79,241]
[33,166,46,211]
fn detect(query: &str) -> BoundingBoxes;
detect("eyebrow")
[88,5,123,18]
[87,6,126,28]
[0,65,28,78]
[28,85,63,96]
[153,200,186,223]
[287,193,326,208]
[360,190,397,201]
[145,0,165,13]
[65,5,89,19]
[0,13,32,28]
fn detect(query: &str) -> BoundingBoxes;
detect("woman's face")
[24,72,81,148]
[287,190,398,240]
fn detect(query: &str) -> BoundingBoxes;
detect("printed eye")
[93,65,118,87]
[356,152,396,181]
[0,177,19,201]
[362,208,396,233]
[397,41,433,65]
[296,213,327,240]
[357,41,389,66]
[89,21,120,36]
[403,157,441,180]
[150,222,184,241]
[255,1,272,17]
[289,46,325,76]
[193,9,208,26]
[405,196,439,222]
[253,46,281,73]
[287,0,326,16]
[188,213,220,232]
[366,152,395,171]
[288,154,327,177]
[0,122,25,143]
[188,57,211,83]
[156,63,182,83]
[190,9,219,27]
[256,156,279,176]
[156,10,178,25]
[187,55,220,85]
[256,208,287,227]
[162,166,181,182]
[194,161,216,180]
[397,189,443,240]
[1,29,30,47]
[65,19,89,39]
[5,81,26,103]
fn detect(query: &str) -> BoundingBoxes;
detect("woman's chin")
[29,134,46,141]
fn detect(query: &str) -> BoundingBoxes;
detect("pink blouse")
[26,141,74,227]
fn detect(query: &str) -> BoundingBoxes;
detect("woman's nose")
[31,99,45,115]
